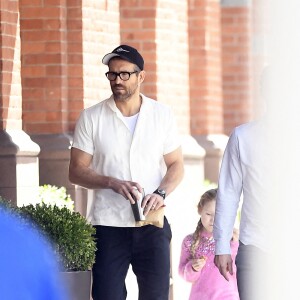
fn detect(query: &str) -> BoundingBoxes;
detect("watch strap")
[153,188,166,199]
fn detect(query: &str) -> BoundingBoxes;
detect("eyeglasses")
[105,71,138,81]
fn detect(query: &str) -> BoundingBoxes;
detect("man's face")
[108,58,142,102]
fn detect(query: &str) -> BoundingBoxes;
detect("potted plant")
[0,185,96,300]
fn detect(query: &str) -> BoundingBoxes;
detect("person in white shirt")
[213,68,272,300]
[69,44,184,300]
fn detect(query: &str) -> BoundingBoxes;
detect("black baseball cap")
[102,45,144,70]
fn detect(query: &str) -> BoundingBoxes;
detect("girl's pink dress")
[178,232,240,300]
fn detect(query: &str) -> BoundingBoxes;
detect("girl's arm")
[178,237,205,282]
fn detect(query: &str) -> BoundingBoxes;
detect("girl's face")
[198,200,216,233]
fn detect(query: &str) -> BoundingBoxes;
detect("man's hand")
[214,254,233,281]
[109,179,143,204]
[142,193,165,216]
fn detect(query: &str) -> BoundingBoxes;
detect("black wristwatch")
[153,188,166,200]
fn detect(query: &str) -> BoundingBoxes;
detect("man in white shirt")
[213,68,272,300]
[69,45,184,300]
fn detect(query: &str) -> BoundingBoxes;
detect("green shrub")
[19,203,96,271]
[0,187,96,272]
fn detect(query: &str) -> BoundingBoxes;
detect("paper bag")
[135,206,165,228]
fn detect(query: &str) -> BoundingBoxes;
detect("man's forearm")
[159,160,184,196]
[69,164,111,190]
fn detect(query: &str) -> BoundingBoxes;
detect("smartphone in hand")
[130,190,145,221]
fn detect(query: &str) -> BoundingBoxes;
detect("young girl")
[178,188,239,300]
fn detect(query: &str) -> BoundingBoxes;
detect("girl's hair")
[190,188,217,258]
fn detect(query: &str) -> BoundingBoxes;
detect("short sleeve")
[72,110,94,155]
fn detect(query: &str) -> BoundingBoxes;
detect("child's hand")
[191,256,207,272]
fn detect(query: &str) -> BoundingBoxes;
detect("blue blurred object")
[0,207,69,300]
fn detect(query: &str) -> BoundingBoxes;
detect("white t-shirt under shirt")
[123,113,139,135]
[72,94,181,227]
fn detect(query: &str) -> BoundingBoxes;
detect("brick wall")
[120,0,158,100]
[188,0,223,135]
[81,0,119,111]
[20,0,69,134]
[221,2,252,135]
[66,0,84,132]
[0,0,22,131]
[2,0,256,138]
[67,0,121,131]
[155,0,190,135]
[19,1,121,133]
[120,0,190,135]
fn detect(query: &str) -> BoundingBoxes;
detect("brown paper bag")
[135,206,165,228]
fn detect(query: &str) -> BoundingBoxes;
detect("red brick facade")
[0,0,259,204]
[1,0,256,136]
[0,0,22,131]
[221,5,252,135]
[189,0,223,135]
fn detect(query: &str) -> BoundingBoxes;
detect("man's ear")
[138,70,146,84]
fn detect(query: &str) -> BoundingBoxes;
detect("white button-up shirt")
[213,120,271,254]
[72,94,181,227]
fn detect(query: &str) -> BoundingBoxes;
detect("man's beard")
[112,83,138,101]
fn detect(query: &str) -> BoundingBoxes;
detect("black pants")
[236,242,269,300]
[92,218,172,300]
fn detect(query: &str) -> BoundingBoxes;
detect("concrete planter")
[61,270,92,300]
